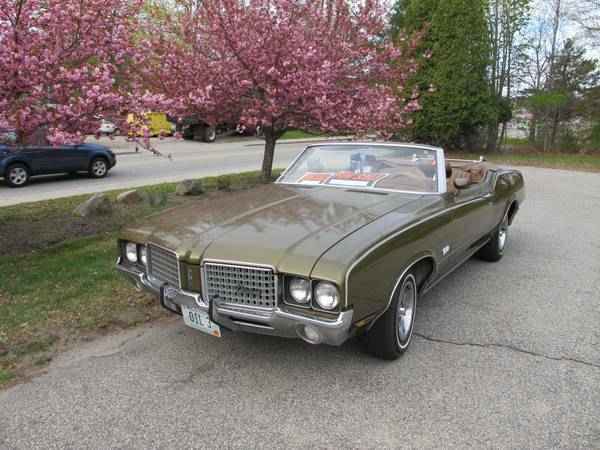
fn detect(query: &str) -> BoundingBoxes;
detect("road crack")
[414,333,600,369]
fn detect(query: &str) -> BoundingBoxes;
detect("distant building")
[505,108,532,140]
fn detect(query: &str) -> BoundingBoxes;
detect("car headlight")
[288,277,311,304]
[314,282,340,310]
[139,246,148,265]
[125,242,138,263]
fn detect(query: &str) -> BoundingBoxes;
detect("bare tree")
[515,20,551,142]
[487,0,531,152]
[567,0,600,46]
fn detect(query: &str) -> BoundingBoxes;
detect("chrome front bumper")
[116,259,354,346]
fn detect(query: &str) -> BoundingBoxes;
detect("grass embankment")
[0,169,282,387]
[280,129,322,140]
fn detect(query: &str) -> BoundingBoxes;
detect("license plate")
[181,305,221,338]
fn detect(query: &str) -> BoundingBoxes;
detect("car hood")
[122,184,423,275]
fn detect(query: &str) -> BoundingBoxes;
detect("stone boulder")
[176,179,204,196]
[74,193,113,217]
[116,189,143,205]
[144,191,168,207]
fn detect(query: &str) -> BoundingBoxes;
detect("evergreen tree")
[392,0,494,149]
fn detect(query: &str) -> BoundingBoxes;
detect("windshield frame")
[275,142,448,195]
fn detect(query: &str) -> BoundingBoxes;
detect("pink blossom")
[0,0,146,144]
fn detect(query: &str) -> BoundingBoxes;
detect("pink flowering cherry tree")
[0,0,145,145]
[150,0,421,180]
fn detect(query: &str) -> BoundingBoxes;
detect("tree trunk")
[261,129,277,182]
[550,108,560,148]
[528,117,537,144]
[498,122,507,152]
[486,122,499,153]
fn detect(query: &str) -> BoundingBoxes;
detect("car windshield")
[278,144,442,193]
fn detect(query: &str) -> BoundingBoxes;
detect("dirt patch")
[0,196,187,257]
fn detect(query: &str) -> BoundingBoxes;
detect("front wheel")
[365,273,418,360]
[5,163,30,188]
[476,215,508,262]
[89,157,109,178]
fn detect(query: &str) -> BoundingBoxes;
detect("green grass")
[1,235,122,333]
[503,137,530,146]
[448,152,600,172]
[0,369,14,386]
[0,234,164,385]
[280,130,322,140]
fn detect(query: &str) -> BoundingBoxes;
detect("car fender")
[363,252,438,331]
[1,155,31,175]
[87,150,111,166]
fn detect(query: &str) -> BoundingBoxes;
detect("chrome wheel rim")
[207,128,216,141]
[9,167,27,185]
[92,160,107,176]
[498,220,508,251]
[396,275,417,347]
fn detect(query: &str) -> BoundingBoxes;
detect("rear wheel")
[365,273,418,360]
[89,157,109,178]
[5,163,30,188]
[477,215,509,262]
[203,125,217,143]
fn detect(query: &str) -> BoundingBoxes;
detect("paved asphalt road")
[0,136,314,207]
[1,167,599,449]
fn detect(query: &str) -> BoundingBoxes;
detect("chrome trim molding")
[116,257,207,310]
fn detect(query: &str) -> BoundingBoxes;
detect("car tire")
[5,163,30,188]
[476,215,508,262]
[365,272,418,360]
[89,157,109,178]
[203,126,217,143]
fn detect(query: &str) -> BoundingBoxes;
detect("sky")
[532,0,600,57]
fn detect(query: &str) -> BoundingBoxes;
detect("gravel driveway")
[1,166,599,449]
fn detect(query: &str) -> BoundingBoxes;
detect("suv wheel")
[5,163,30,188]
[89,157,109,178]
[203,126,217,143]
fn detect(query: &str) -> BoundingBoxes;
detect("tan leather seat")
[446,163,488,192]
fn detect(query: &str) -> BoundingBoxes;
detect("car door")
[62,145,90,171]
[20,146,57,174]
[41,145,88,173]
[439,179,495,271]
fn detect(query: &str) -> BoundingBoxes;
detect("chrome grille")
[204,263,277,308]
[148,244,180,288]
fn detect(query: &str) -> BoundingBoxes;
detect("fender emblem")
[442,245,450,256]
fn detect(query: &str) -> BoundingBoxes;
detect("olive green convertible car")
[117,143,524,360]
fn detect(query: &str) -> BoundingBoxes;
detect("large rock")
[116,190,143,205]
[74,193,113,217]
[144,191,168,207]
[176,179,204,196]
